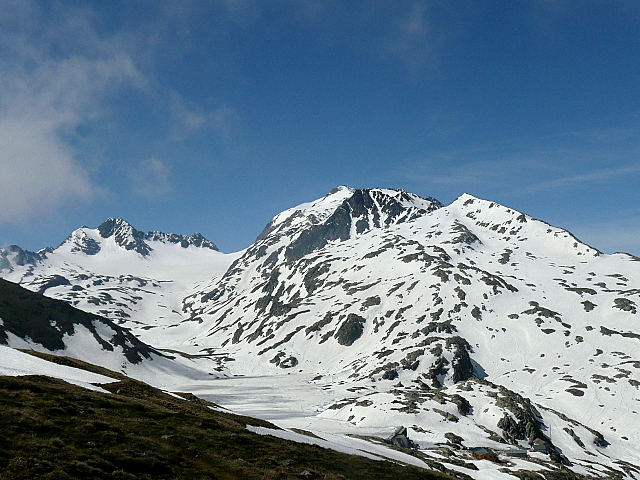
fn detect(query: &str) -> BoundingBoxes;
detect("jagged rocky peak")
[58,218,220,257]
[63,228,103,255]
[96,218,150,255]
[267,186,442,231]
[256,186,443,260]
[145,231,219,251]
[98,218,219,252]
[0,245,43,272]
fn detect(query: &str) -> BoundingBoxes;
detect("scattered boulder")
[335,313,366,346]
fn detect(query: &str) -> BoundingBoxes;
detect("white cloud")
[403,156,640,202]
[218,0,263,28]
[130,158,173,200]
[523,162,640,193]
[398,148,547,191]
[169,93,239,140]
[398,122,640,197]
[0,117,93,222]
[0,1,143,224]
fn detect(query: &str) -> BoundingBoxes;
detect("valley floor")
[169,373,595,480]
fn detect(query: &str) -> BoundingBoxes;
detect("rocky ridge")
[0,278,211,388]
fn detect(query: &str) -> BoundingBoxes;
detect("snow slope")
[0,345,115,392]
[0,278,217,389]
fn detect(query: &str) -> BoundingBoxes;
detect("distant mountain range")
[1,186,639,479]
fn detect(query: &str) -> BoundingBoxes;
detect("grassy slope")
[0,352,460,480]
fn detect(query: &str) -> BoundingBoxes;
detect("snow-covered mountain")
[2,187,639,479]
[0,218,240,353]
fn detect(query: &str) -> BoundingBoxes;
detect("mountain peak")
[56,218,220,257]
[265,186,442,231]
[328,185,355,195]
[97,218,140,240]
[0,245,42,272]
[96,218,151,255]
[456,192,480,203]
[145,231,219,251]
[96,218,220,254]
[254,187,443,260]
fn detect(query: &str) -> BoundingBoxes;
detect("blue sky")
[1,1,639,255]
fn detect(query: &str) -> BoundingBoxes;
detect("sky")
[1,1,640,256]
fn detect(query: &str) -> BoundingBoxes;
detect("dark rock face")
[382,368,398,380]
[306,312,333,335]
[447,336,475,383]
[70,235,101,255]
[279,356,298,368]
[444,432,465,445]
[335,313,366,346]
[424,356,450,388]
[450,394,472,416]
[98,218,152,256]
[12,246,43,266]
[269,352,299,368]
[492,386,550,447]
[36,275,71,294]
[592,430,609,448]
[447,221,481,245]
[303,263,331,295]
[285,205,352,260]
[145,231,218,251]
[613,298,637,313]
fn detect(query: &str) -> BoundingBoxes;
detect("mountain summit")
[257,187,443,260]
[0,219,231,350]
[62,217,219,257]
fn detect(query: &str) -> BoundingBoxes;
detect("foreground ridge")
[0,352,458,480]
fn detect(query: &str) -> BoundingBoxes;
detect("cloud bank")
[0,1,142,223]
